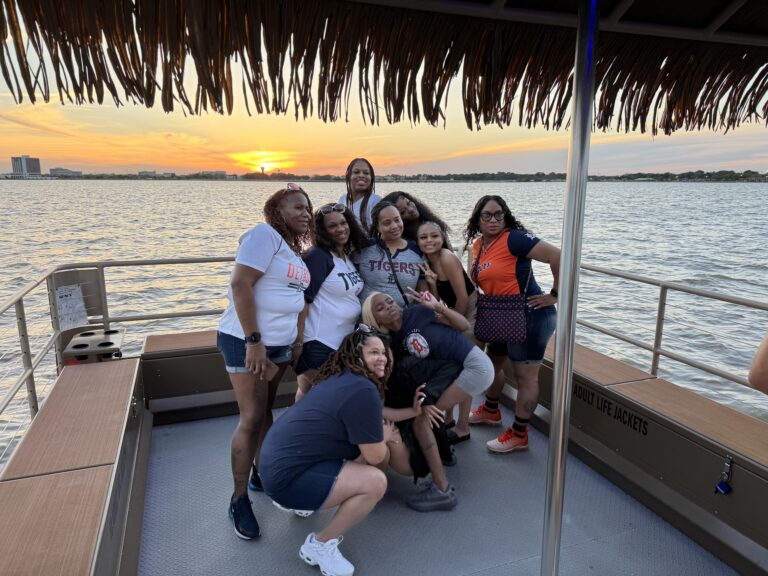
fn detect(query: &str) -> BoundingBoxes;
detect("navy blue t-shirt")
[258,371,383,488]
[391,305,475,364]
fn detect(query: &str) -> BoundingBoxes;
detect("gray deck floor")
[138,403,735,576]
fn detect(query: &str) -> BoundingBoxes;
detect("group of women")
[216,158,560,576]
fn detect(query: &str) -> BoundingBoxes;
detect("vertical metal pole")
[46,275,64,372]
[540,1,599,575]
[651,286,668,375]
[97,265,111,330]
[15,299,39,417]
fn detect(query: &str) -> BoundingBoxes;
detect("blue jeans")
[216,331,292,373]
[486,305,557,364]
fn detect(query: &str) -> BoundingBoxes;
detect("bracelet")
[291,341,303,349]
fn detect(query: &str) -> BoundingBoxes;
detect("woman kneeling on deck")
[259,330,396,576]
[363,290,494,495]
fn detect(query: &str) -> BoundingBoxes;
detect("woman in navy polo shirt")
[260,330,397,576]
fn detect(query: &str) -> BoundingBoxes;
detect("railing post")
[46,275,64,372]
[15,299,39,417]
[97,265,111,330]
[651,286,668,376]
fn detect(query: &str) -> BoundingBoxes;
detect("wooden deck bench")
[0,358,149,576]
[141,330,298,418]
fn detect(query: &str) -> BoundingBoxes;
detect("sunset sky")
[1,70,767,177]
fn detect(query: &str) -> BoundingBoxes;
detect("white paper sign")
[56,284,88,331]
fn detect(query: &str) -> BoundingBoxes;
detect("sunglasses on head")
[355,323,389,341]
[319,203,346,215]
[286,182,305,192]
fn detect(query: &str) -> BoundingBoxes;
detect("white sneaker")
[272,500,314,517]
[299,532,354,576]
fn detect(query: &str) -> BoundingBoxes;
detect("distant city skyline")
[1,86,767,177]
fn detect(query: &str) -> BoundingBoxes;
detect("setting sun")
[228,150,297,174]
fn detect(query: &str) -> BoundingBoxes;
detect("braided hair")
[313,331,392,397]
[344,158,376,231]
[263,186,314,254]
[462,195,525,254]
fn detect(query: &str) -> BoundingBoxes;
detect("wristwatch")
[550,288,558,298]
[244,331,261,344]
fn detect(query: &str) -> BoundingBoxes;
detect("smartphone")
[263,360,280,381]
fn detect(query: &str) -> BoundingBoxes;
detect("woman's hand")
[405,286,443,312]
[422,404,445,429]
[290,342,303,367]
[383,420,400,444]
[412,384,427,411]
[245,342,269,380]
[527,293,558,310]
[419,263,438,287]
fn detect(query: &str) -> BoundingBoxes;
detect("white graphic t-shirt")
[302,247,364,349]
[339,192,382,230]
[218,224,310,346]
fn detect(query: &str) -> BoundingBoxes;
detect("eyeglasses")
[480,210,505,222]
[319,203,347,215]
[286,182,305,192]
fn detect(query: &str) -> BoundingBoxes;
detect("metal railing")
[0,257,765,460]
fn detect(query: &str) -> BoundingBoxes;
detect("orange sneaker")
[486,427,528,453]
[468,404,502,426]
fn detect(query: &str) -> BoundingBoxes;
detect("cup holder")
[104,330,119,335]
[97,341,114,348]
[73,343,89,349]
[78,332,96,337]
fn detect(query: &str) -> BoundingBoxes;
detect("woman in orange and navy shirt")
[461,195,560,454]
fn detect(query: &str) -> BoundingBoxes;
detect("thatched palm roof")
[1,0,767,134]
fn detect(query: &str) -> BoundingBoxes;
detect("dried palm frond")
[1,0,766,134]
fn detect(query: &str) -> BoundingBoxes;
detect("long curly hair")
[344,158,376,231]
[462,195,526,254]
[263,186,314,254]
[313,204,368,255]
[381,191,451,242]
[313,331,392,397]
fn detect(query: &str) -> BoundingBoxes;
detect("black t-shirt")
[259,371,383,488]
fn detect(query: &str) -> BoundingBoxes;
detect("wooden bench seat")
[544,340,652,387]
[613,378,768,468]
[0,467,113,575]
[0,358,139,481]
[142,330,218,358]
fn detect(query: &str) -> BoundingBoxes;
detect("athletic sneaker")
[248,465,264,492]
[487,427,528,454]
[272,499,314,517]
[405,481,458,512]
[468,404,502,425]
[299,532,354,576]
[228,493,261,539]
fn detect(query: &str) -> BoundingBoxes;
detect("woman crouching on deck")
[216,183,312,540]
[259,331,396,576]
[363,290,494,506]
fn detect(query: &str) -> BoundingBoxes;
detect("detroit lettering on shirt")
[391,305,475,364]
[353,240,424,307]
[472,229,543,296]
[302,247,364,349]
[218,224,310,346]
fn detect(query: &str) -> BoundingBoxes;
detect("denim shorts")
[216,331,292,373]
[264,459,344,511]
[486,305,557,364]
[294,340,335,375]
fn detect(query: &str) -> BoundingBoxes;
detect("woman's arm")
[292,303,309,365]
[525,240,561,310]
[442,250,470,316]
[406,287,470,332]
[749,333,768,393]
[230,264,271,377]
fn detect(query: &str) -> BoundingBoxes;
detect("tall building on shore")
[11,155,42,176]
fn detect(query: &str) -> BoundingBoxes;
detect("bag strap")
[383,244,410,307]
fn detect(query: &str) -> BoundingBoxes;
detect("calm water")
[1,180,766,461]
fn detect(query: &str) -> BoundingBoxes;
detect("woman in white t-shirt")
[217,183,313,540]
[339,157,381,233]
[294,203,369,400]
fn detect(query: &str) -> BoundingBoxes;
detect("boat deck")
[138,403,735,576]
